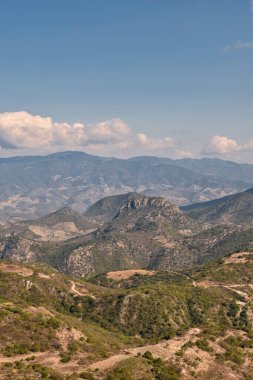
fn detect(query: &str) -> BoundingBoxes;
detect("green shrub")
[4,343,29,356]
[225,347,245,364]
[196,338,213,352]
[227,301,239,318]
[143,351,153,361]
[60,352,71,363]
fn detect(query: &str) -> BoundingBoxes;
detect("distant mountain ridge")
[1,151,253,223]
[182,187,253,225]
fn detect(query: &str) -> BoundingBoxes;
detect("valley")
[1,251,253,379]
[1,180,253,379]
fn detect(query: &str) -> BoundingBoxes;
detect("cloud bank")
[0,111,252,163]
[0,112,131,149]
[0,111,180,157]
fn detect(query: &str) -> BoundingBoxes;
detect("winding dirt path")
[70,280,90,296]
[0,352,51,364]
[0,328,200,374]
[88,327,200,371]
[196,281,252,301]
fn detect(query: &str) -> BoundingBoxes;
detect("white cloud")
[207,135,240,154]
[203,135,253,157]
[137,133,174,150]
[223,40,253,52]
[0,111,130,149]
[0,111,181,158]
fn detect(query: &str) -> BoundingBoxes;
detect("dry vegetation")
[1,250,253,379]
[106,269,155,281]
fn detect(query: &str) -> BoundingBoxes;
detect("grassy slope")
[1,256,253,379]
[0,262,141,379]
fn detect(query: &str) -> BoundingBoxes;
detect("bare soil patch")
[153,235,176,248]
[56,327,86,351]
[29,225,75,241]
[0,262,33,277]
[26,306,55,317]
[107,269,155,281]
[70,280,93,297]
[223,251,253,265]
[38,272,51,279]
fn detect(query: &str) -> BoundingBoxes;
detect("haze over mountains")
[1,151,253,224]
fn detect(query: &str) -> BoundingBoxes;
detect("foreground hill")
[1,251,253,379]
[182,188,253,226]
[0,151,252,223]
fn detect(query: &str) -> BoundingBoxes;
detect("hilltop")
[62,193,199,277]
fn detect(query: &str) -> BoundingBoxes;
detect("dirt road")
[88,328,200,371]
[0,328,200,374]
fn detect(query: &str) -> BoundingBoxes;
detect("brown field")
[0,262,33,277]
[106,269,155,281]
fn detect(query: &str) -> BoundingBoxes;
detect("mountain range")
[1,157,253,379]
[1,190,253,278]
[1,151,253,223]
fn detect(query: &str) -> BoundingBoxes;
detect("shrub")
[143,351,153,361]
[60,352,71,363]
[196,338,213,352]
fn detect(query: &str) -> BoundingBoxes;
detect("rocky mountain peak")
[114,193,175,219]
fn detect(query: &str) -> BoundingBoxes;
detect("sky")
[0,0,253,162]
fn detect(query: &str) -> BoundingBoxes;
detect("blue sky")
[0,0,253,161]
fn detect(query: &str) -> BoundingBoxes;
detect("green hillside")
[1,254,253,379]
